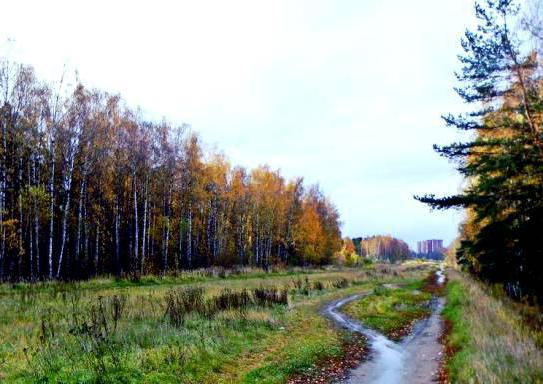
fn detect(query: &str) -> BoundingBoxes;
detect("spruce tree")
[416,0,543,303]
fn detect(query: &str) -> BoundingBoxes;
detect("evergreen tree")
[416,0,543,303]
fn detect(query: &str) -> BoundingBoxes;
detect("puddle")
[436,265,445,285]
[323,268,445,384]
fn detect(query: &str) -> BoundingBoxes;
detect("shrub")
[212,288,252,312]
[164,287,206,325]
[252,287,288,306]
[332,278,349,289]
[313,281,325,291]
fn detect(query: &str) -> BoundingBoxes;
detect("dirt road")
[322,270,445,384]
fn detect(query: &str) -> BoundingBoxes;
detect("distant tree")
[344,237,355,255]
[444,238,461,268]
[335,237,360,267]
[357,235,410,263]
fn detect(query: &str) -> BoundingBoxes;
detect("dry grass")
[444,270,543,384]
[0,263,435,383]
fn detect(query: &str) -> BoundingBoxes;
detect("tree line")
[0,57,342,281]
[352,235,411,263]
[417,0,543,303]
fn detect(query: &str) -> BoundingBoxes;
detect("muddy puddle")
[323,267,445,384]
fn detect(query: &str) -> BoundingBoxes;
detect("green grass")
[342,279,432,339]
[240,303,345,384]
[0,263,436,383]
[441,280,472,381]
[442,270,543,384]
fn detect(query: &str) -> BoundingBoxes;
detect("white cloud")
[1,0,476,248]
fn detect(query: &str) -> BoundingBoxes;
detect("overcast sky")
[1,0,476,249]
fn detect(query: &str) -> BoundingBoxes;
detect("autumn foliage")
[354,235,411,263]
[0,58,342,281]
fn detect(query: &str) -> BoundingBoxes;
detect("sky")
[0,0,476,249]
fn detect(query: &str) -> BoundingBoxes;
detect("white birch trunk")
[141,182,147,274]
[187,202,192,268]
[47,140,55,279]
[56,155,75,277]
[133,176,139,273]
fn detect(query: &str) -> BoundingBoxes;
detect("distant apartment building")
[417,239,444,255]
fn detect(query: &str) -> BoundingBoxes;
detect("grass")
[0,262,435,383]
[0,267,325,296]
[342,279,432,340]
[442,270,543,384]
[235,281,380,384]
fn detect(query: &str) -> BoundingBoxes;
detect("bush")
[332,278,350,289]
[252,287,288,306]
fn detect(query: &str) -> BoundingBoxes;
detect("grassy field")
[442,270,543,384]
[0,263,434,383]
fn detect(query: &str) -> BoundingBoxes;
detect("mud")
[322,268,445,384]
